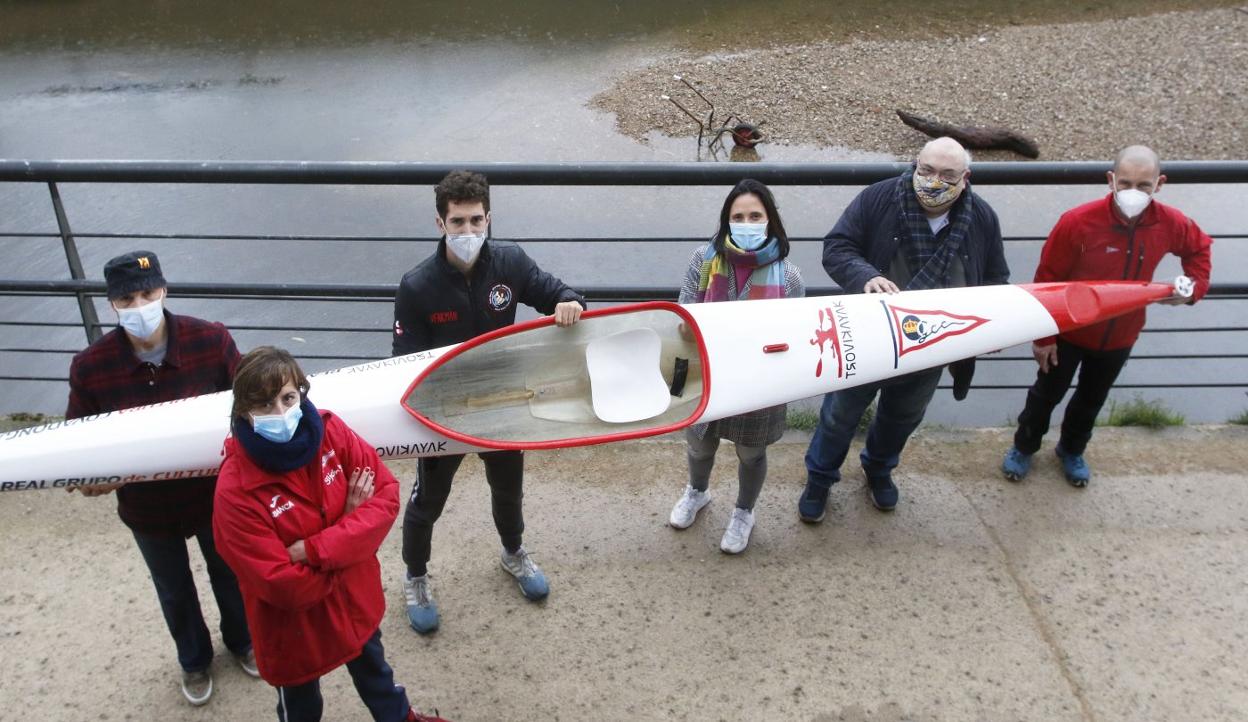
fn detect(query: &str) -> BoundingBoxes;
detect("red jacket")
[213,411,399,687]
[1035,194,1212,350]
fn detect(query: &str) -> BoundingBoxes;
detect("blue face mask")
[115,296,165,340]
[729,222,769,251]
[252,403,303,444]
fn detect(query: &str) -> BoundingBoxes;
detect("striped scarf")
[897,171,974,291]
[694,234,784,303]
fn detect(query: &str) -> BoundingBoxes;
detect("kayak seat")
[585,327,672,423]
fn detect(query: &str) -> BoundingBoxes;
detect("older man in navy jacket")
[799,137,1010,521]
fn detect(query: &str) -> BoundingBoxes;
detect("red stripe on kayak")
[1020,281,1174,334]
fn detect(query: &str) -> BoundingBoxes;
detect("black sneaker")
[866,472,898,511]
[797,481,831,523]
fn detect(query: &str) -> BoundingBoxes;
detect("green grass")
[786,407,819,432]
[1100,396,1185,429]
[857,401,876,435]
[2,413,52,432]
[1228,409,1248,426]
[785,401,875,435]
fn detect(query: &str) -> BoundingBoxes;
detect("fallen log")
[896,109,1040,159]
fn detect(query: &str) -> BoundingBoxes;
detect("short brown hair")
[434,170,490,218]
[231,346,309,419]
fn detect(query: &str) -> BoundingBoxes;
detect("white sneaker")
[180,669,213,706]
[669,485,711,529]
[719,507,755,554]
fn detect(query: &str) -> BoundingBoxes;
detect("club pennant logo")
[887,305,989,359]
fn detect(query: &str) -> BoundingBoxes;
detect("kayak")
[0,280,1179,492]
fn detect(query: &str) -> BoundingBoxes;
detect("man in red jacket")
[1002,145,1213,486]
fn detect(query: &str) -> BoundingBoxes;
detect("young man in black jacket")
[393,170,585,634]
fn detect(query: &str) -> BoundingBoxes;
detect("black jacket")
[822,175,1010,292]
[392,239,585,356]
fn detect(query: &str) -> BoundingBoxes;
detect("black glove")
[949,357,976,401]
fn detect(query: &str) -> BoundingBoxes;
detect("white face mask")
[446,233,486,266]
[116,296,164,339]
[1110,173,1155,220]
[1114,188,1151,220]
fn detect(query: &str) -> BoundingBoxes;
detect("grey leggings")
[686,427,768,511]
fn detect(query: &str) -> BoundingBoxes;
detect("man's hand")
[68,482,124,497]
[287,540,307,564]
[863,276,900,294]
[1032,342,1059,373]
[553,301,583,327]
[344,467,375,514]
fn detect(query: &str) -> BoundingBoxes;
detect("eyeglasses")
[916,164,965,184]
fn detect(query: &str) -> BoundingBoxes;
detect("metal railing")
[1,159,1245,390]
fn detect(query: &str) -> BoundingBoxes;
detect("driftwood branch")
[896,109,1040,159]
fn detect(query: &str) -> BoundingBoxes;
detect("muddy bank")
[593,8,1247,160]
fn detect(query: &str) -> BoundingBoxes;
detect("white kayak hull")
[0,281,1175,492]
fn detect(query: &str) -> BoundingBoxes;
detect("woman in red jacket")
[213,346,446,722]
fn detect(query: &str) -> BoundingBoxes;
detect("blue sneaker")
[1002,446,1033,482]
[403,573,439,634]
[797,480,831,523]
[1055,445,1090,487]
[866,472,898,511]
[501,547,549,601]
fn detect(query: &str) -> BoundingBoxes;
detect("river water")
[1,0,1244,424]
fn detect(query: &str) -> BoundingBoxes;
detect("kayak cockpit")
[401,304,707,449]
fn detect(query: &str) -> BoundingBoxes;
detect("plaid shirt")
[67,311,240,536]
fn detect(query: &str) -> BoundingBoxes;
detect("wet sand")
[593,8,1248,160]
[2,427,1246,720]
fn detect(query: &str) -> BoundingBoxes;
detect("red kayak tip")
[1023,281,1175,334]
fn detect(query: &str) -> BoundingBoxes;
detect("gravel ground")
[592,8,1248,160]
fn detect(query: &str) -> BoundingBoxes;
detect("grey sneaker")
[180,669,213,706]
[234,648,260,678]
[500,547,550,601]
[719,507,755,554]
[403,573,440,634]
[669,485,711,529]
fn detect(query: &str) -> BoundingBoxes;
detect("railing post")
[47,181,102,344]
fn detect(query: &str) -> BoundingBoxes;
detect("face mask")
[1112,183,1152,220]
[912,172,963,209]
[728,222,769,251]
[252,403,303,444]
[115,296,164,340]
[446,233,486,265]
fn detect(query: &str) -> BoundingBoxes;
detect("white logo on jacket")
[322,450,340,486]
[269,494,295,518]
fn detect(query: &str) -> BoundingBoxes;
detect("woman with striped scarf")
[668,179,805,554]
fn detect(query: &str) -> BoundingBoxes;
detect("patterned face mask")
[912,172,964,209]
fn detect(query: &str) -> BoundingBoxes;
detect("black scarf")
[897,171,974,291]
[231,397,324,473]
